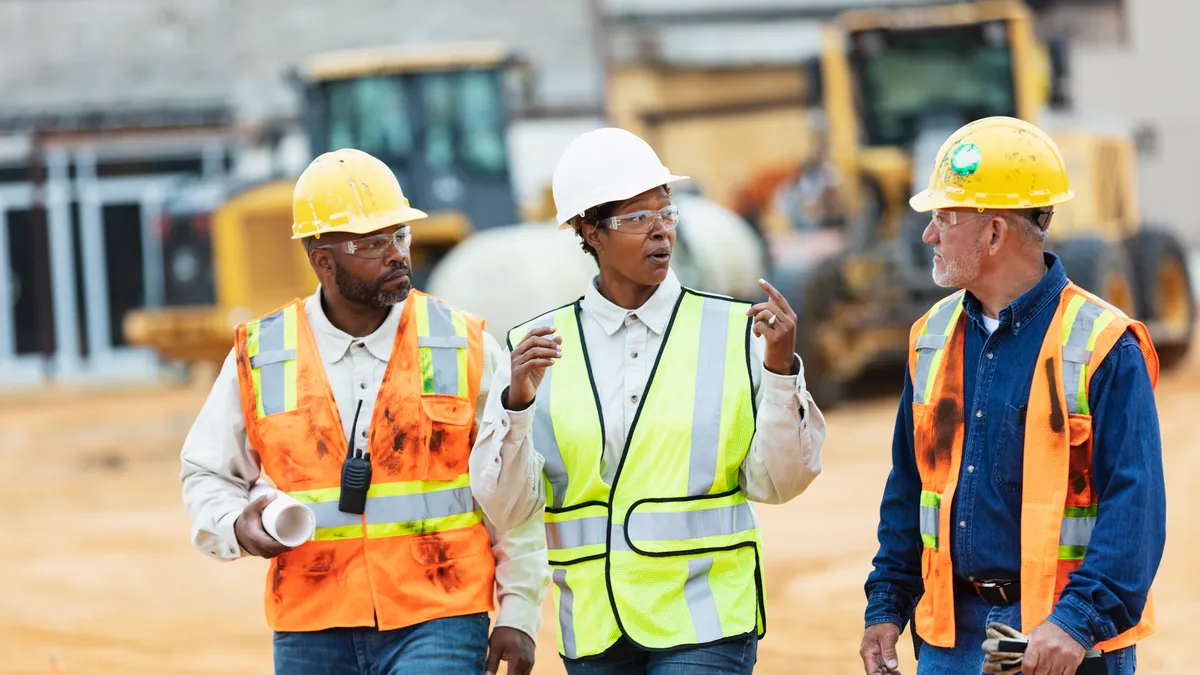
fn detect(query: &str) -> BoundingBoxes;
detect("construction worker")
[179,148,549,675]
[469,127,827,674]
[858,117,1166,675]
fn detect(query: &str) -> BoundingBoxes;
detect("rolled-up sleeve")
[738,335,826,504]
[179,349,260,561]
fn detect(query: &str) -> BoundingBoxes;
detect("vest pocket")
[255,407,322,484]
[994,403,1027,493]
[410,527,488,565]
[420,395,474,480]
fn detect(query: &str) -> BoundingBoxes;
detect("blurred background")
[0,0,1196,673]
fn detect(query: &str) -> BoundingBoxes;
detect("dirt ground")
[1,345,1195,674]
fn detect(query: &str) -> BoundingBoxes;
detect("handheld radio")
[338,399,372,514]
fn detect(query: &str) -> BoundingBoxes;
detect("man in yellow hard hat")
[858,117,1165,675]
[180,148,549,675]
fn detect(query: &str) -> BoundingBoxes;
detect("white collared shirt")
[470,269,827,530]
[179,289,550,641]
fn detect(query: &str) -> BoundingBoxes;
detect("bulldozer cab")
[300,42,520,246]
[123,43,525,366]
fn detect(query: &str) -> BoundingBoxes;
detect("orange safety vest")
[909,281,1159,650]
[233,289,495,632]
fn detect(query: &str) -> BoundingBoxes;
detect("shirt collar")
[304,286,404,364]
[581,268,683,337]
[962,252,1067,336]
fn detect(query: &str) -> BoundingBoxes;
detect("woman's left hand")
[748,278,799,376]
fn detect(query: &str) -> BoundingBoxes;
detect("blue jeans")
[273,612,490,675]
[915,593,1136,674]
[562,635,758,675]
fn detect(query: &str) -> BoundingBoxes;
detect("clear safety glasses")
[315,227,412,258]
[600,204,680,234]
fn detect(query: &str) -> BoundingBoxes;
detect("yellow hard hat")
[291,148,427,240]
[909,116,1074,213]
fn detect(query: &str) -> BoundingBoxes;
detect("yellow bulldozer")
[764,0,1195,405]
[123,42,524,365]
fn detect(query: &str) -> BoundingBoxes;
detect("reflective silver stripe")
[553,569,577,659]
[1062,346,1092,364]
[417,335,468,349]
[256,310,288,415]
[527,314,569,509]
[915,333,947,350]
[425,298,460,396]
[688,296,730,496]
[546,515,608,551]
[912,294,963,405]
[1062,300,1105,415]
[308,500,364,530]
[1060,517,1096,548]
[920,505,939,545]
[250,348,295,368]
[364,486,475,524]
[684,557,724,643]
[626,502,755,544]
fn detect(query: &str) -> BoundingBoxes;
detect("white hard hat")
[551,127,689,228]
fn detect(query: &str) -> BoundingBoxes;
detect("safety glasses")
[315,227,411,258]
[600,204,680,234]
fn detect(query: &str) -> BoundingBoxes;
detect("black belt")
[956,578,1021,605]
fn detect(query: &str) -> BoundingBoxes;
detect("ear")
[309,247,335,277]
[582,222,604,253]
[987,214,1008,254]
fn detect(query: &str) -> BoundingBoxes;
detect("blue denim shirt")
[864,253,1167,649]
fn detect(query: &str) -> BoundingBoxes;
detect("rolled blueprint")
[249,481,316,547]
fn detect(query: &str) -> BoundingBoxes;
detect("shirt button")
[959,521,967,529]
[360,382,367,389]
[986,352,994,360]
[967,465,975,473]
[631,351,639,359]
[630,395,639,404]
[1014,321,1021,329]
[975,409,983,418]
[968,575,976,582]
[361,430,368,439]
[354,342,364,348]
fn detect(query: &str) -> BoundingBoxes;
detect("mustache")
[381,263,410,278]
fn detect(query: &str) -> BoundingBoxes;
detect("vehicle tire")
[1124,227,1196,370]
[1052,236,1137,318]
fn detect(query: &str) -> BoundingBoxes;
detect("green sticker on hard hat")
[950,142,982,177]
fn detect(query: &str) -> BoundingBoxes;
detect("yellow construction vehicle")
[123,42,523,366]
[766,0,1195,404]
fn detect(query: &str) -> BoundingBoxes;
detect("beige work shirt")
[179,289,550,641]
[470,269,827,531]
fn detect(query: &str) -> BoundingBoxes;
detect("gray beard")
[334,264,409,308]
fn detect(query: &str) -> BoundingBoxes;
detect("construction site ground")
[2,340,1195,674]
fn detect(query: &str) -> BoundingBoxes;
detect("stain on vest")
[271,557,287,602]
[425,563,463,593]
[429,429,445,454]
[415,533,451,563]
[306,550,335,583]
[1044,358,1065,433]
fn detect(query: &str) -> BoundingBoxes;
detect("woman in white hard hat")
[469,128,827,674]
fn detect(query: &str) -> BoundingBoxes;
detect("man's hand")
[747,278,798,375]
[506,326,561,411]
[1022,621,1085,675]
[234,494,295,559]
[859,622,903,675]
[485,626,535,675]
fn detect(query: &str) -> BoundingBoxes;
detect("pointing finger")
[758,278,793,315]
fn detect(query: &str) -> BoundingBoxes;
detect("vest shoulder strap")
[506,301,579,351]
[1059,282,1158,415]
[908,290,966,404]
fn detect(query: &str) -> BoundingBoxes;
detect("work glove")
[981,622,1029,674]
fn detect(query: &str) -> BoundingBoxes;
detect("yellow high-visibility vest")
[508,288,764,659]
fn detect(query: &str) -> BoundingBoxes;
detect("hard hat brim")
[908,188,1076,214]
[555,174,690,229]
[292,205,429,239]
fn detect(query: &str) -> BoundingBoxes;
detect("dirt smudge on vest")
[377,430,409,474]
[270,556,287,602]
[424,563,463,593]
[305,550,335,583]
[429,429,445,454]
[414,534,451,564]
[1045,358,1065,433]
[315,438,329,459]
[1070,469,1089,495]
[930,398,960,471]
